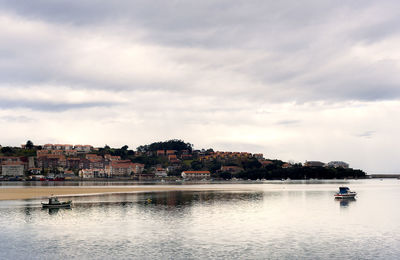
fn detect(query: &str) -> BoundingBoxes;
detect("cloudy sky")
[1,0,400,173]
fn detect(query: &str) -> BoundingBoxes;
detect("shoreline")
[0,186,247,201]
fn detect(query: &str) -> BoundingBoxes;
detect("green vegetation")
[137,139,193,153]
[1,146,36,157]
[237,165,365,180]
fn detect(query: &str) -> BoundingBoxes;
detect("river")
[0,179,399,259]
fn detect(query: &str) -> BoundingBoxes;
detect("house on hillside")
[156,150,165,156]
[326,161,349,168]
[304,161,325,167]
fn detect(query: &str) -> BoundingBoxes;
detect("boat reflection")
[41,207,72,215]
[335,197,356,207]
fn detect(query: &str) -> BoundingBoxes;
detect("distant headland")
[0,139,366,181]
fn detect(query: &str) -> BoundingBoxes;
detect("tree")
[242,158,262,170]
[191,160,204,170]
[1,146,12,154]
[26,140,34,149]
[137,139,193,153]
[219,171,232,180]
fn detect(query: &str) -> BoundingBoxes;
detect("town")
[0,140,366,181]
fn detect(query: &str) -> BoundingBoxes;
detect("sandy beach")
[0,186,243,200]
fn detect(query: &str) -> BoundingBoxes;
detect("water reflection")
[335,197,356,207]
[42,207,72,215]
[1,180,400,259]
[16,191,265,218]
[69,191,264,209]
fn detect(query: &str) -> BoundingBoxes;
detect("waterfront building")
[1,163,24,176]
[155,167,168,177]
[79,168,107,178]
[181,171,211,180]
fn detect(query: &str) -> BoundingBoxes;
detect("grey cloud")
[213,142,266,153]
[0,115,32,122]
[0,99,119,112]
[0,0,380,47]
[276,120,301,126]
[356,131,375,138]
[0,0,400,104]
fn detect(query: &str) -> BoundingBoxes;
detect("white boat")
[334,187,357,199]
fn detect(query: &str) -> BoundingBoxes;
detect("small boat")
[42,196,72,208]
[334,187,357,199]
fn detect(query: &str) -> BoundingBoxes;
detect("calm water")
[1,179,400,259]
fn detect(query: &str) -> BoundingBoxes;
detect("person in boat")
[42,195,72,208]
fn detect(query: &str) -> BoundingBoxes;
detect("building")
[104,154,121,162]
[0,157,26,175]
[106,161,145,177]
[66,158,81,170]
[37,154,66,169]
[28,168,42,175]
[1,163,24,176]
[181,154,193,160]
[260,160,273,167]
[304,161,325,167]
[0,156,22,164]
[37,150,50,157]
[253,154,264,160]
[326,161,349,169]
[43,144,54,150]
[155,167,167,177]
[74,145,93,153]
[168,154,178,162]
[282,163,292,168]
[181,171,211,180]
[156,150,165,156]
[79,168,107,178]
[166,150,176,155]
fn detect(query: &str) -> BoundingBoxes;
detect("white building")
[326,161,349,169]
[155,168,168,177]
[1,164,24,176]
[74,145,93,153]
[181,171,211,179]
[79,168,107,178]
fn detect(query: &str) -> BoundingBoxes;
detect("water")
[0,179,400,259]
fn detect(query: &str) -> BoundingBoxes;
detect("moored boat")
[334,187,357,199]
[41,196,72,208]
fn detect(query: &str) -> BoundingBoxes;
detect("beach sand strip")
[0,186,245,200]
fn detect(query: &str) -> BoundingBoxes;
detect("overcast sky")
[1,0,400,173]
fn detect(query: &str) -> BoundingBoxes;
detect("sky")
[0,0,400,173]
